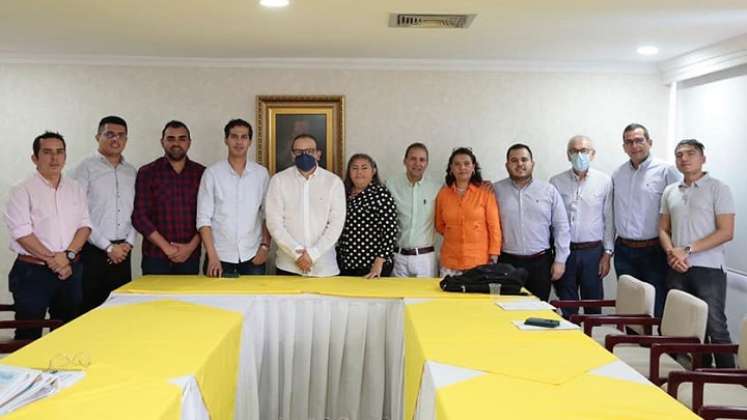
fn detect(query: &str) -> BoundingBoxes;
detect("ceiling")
[1,0,747,64]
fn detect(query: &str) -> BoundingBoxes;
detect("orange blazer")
[435,183,502,270]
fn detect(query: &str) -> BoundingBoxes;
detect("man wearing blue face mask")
[265,133,346,276]
[550,135,614,316]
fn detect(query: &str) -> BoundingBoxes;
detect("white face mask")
[570,152,590,172]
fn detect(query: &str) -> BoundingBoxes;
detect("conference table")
[1,275,698,419]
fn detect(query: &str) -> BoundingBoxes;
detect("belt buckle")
[413,248,420,256]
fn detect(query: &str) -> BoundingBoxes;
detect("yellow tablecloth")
[3,300,243,420]
[434,371,698,420]
[117,275,505,299]
[403,299,696,420]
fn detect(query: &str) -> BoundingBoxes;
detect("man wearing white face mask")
[549,135,614,316]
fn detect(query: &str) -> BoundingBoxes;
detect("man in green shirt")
[385,143,442,277]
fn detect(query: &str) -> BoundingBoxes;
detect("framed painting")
[256,95,345,176]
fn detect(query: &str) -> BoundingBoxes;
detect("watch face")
[66,251,76,260]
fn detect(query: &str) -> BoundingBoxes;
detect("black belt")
[396,246,435,256]
[501,249,552,260]
[570,241,602,251]
[616,237,659,249]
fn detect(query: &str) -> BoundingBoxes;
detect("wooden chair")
[550,274,655,344]
[664,317,747,416]
[598,290,708,385]
[0,304,64,353]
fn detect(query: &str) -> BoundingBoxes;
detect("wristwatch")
[65,249,77,261]
[684,246,692,255]
[259,243,270,250]
[604,249,614,256]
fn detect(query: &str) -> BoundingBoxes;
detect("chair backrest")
[739,317,747,368]
[615,275,655,315]
[660,289,708,340]
[615,275,656,335]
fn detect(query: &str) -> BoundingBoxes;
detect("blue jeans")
[667,267,735,368]
[141,255,200,275]
[203,259,266,276]
[553,245,604,317]
[613,241,669,318]
[9,259,82,339]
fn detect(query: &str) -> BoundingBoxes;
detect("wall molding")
[658,33,747,84]
[0,53,657,75]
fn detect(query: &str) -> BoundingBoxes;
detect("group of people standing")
[4,118,737,367]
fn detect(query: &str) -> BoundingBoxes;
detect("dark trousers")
[202,258,266,276]
[275,268,302,276]
[613,241,669,318]
[80,242,132,313]
[9,259,82,339]
[667,267,735,368]
[499,252,554,301]
[339,261,394,277]
[553,245,605,316]
[141,255,200,275]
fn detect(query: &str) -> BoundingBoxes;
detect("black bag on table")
[439,263,528,295]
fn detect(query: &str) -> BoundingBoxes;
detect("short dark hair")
[224,119,253,139]
[343,153,382,194]
[506,143,533,161]
[623,123,650,141]
[161,120,191,140]
[404,142,429,160]
[97,116,127,134]
[675,139,705,155]
[292,133,319,150]
[445,147,483,186]
[33,131,66,157]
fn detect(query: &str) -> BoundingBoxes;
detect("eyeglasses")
[568,148,592,155]
[46,352,91,373]
[623,138,647,146]
[291,148,316,156]
[101,131,127,140]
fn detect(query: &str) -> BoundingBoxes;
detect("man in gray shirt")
[612,123,681,317]
[659,139,736,368]
[494,143,570,301]
[550,135,614,316]
[72,116,137,312]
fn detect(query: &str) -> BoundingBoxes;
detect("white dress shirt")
[550,168,614,251]
[265,166,346,277]
[196,159,270,264]
[612,155,681,240]
[71,151,137,250]
[493,177,571,264]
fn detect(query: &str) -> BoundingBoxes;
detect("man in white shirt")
[612,123,681,317]
[265,133,346,277]
[72,116,137,312]
[385,142,441,277]
[550,135,613,316]
[659,139,736,367]
[197,119,270,277]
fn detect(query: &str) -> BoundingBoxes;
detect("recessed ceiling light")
[637,46,659,56]
[260,0,289,7]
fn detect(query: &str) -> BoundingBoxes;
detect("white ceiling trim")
[658,33,747,84]
[0,53,657,74]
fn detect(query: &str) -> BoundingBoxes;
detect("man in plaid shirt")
[132,120,205,274]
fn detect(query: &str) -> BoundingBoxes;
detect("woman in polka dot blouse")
[336,153,399,278]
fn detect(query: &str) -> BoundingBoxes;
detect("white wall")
[0,62,669,303]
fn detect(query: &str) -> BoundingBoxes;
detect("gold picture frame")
[256,95,345,177]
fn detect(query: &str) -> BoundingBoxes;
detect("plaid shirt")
[132,156,205,260]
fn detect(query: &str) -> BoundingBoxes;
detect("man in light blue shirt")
[550,135,613,316]
[386,143,442,277]
[197,119,271,277]
[612,123,681,317]
[494,143,570,301]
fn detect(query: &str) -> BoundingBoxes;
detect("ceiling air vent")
[389,13,476,29]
